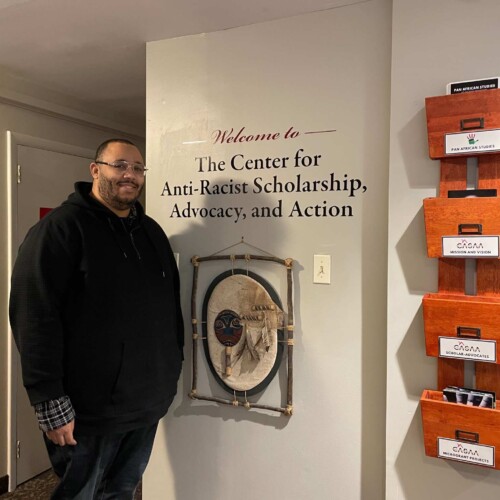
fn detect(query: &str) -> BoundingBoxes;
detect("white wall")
[145,2,391,499]
[0,96,144,485]
[387,0,500,498]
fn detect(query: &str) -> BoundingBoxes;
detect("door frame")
[6,131,94,490]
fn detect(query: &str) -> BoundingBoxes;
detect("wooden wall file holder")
[421,89,500,469]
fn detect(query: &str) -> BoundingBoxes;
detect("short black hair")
[95,139,137,162]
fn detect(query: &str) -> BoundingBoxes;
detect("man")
[10,139,183,499]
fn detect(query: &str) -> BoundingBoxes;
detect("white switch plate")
[174,252,180,268]
[314,255,331,284]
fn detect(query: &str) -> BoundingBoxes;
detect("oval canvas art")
[202,269,284,396]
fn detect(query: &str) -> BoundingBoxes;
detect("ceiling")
[0,0,364,134]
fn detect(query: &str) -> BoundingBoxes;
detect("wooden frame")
[189,253,294,416]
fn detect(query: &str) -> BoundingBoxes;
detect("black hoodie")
[10,182,183,435]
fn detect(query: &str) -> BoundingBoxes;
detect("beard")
[97,175,143,211]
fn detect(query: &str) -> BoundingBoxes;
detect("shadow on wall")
[396,207,438,296]
[397,305,437,399]
[398,107,440,190]
[160,181,300,499]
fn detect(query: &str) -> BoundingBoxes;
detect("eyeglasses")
[95,160,148,176]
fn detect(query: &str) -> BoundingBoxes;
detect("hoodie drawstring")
[107,218,128,259]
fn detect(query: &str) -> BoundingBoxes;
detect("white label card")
[445,129,500,155]
[439,337,497,362]
[438,438,495,467]
[442,236,499,258]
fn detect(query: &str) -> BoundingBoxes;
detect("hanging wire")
[210,236,277,258]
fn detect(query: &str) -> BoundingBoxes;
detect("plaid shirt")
[34,396,75,432]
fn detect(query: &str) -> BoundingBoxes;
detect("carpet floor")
[0,470,142,499]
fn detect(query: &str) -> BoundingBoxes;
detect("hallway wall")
[145,2,391,499]
[386,0,500,498]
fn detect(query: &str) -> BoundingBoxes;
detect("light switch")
[314,255,331,284]
[174,252,180,268]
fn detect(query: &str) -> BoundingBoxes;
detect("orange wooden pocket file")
[420,88,500,469]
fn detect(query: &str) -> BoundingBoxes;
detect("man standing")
[10,139,183,499]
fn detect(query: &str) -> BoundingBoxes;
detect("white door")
[14,145,92,485]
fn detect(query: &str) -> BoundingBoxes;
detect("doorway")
[8,133,93,488]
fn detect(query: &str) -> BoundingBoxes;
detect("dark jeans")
[44,422,158,500]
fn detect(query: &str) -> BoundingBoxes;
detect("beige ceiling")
[0,0,365,133]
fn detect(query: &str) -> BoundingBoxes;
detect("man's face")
[92,142,145,212]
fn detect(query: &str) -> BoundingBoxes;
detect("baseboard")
[0,474,9,495]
